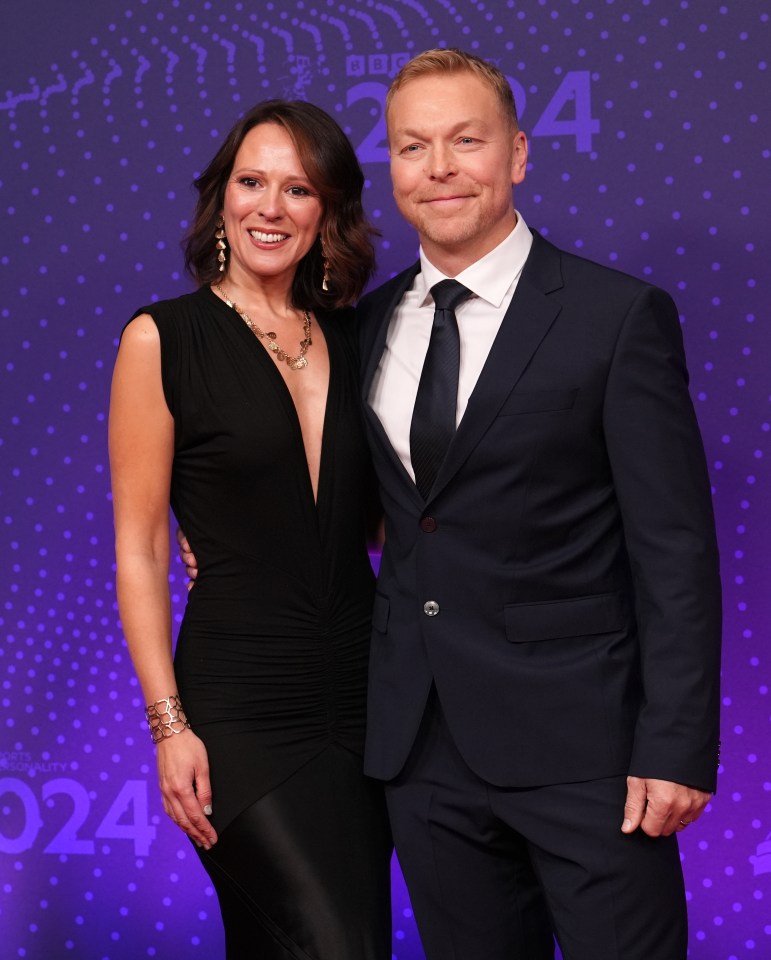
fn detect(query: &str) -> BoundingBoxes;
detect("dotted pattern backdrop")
[1,2,769,958]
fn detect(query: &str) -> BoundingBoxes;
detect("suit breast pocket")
[497,388,578,417]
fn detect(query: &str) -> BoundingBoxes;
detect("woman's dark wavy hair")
[184,100,377,310]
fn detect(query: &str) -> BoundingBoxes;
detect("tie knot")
[431,279,472,313]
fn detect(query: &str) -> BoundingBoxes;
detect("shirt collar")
[416,212,533,308]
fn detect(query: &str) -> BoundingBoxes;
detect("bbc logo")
[346,53,410,78]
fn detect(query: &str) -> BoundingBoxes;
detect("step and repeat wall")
[1,1,768,957]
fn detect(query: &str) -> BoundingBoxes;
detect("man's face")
[387,71,527,274]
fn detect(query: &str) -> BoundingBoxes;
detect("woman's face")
[221,122,323,288]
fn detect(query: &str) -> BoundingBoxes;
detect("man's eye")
[402,143,421,153]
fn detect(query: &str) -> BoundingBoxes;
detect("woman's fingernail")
[203,804,213,816]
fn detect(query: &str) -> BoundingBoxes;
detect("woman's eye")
[239,177,259,187]
[287,186,311,196]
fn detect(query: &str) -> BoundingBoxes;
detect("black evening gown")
[135,287,392,959]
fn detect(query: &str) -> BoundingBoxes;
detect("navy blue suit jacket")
[358,230,721,792]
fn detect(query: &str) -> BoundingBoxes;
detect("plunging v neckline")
[206,286,332,511]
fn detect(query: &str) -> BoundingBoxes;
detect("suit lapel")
[430,233,565,499]
[360,263,420,397]
[360,263,425,506]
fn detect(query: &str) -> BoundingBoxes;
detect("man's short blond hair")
[386,48,519,129]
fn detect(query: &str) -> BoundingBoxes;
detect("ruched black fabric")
[134,286,391,958]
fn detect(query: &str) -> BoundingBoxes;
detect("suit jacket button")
[423,601,440,616]
[420,516,437,532]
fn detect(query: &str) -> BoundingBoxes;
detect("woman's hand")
[176,527,199,591]
[156,730,218,849]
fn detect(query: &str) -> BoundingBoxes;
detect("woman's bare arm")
[109,314,217,849]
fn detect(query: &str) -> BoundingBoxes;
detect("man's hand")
[176,527,198,590]
[621,776,711,837]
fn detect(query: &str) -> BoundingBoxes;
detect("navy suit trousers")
[385,689,687,960]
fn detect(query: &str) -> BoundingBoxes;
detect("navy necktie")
[410,279,473,499]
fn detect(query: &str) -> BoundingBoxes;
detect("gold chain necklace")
[217,286,312,370]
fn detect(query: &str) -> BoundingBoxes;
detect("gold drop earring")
[215,216,227,273]
[321,242,330,292]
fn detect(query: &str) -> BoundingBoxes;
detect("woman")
[109,100,391,959]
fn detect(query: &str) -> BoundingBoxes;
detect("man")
[358,48,721,959]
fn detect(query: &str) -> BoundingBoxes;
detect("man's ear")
[511,130,528,186]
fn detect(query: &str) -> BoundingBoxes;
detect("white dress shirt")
[368,213,534,480]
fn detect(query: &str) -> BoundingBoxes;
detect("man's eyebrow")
[392,119,489,139]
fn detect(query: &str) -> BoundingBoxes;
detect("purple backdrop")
[1,2,769,958]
